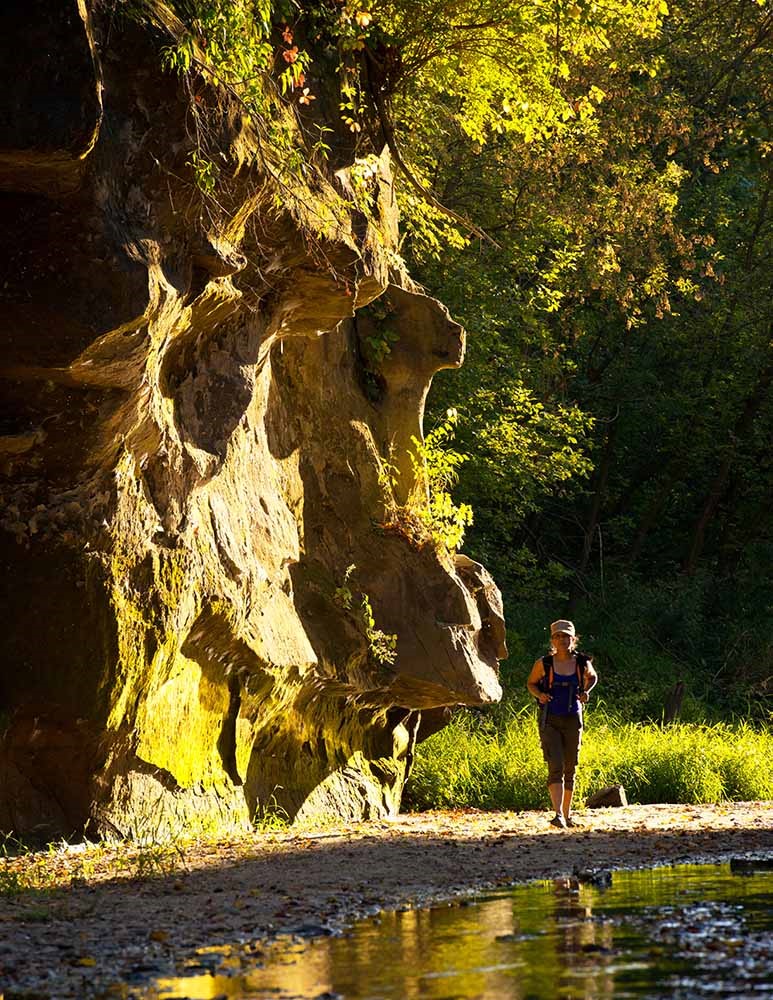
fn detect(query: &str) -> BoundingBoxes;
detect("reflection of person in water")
[553,877,592,940]
[526,620,598,828]
[550,877,616,997]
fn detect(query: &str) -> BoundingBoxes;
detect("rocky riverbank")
[2,802,772,999]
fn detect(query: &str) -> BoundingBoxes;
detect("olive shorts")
[540,712,582,789]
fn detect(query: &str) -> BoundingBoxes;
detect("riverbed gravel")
[1,801,771,999]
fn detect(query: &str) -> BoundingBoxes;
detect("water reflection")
[149,860,773,1000]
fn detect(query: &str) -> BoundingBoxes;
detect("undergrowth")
[0,834,195,899]
[405,706,773,812]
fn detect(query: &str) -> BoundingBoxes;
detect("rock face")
[0,1,505,841]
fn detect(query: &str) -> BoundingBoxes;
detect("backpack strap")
[543,652,588,693]
[541,654,554,692]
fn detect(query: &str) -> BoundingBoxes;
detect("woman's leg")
[562,716,583,818]
[541,719,566,822]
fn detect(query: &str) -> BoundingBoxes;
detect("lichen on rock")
[0,0,505,840]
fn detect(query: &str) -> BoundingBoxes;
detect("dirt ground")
[2,801,772,999]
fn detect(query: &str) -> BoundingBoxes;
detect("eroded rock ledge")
[0,0,505,840]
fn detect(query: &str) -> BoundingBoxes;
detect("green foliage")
[395,0,773,723]
[0,866,33,898]
[123,839,187,878]
[409,409,474,551]
[379,0,666,143]
[333,562,358,611]
[427,363,594,593]
[405,705,552,811]
[359,592,398,666]
[501,568,773,729]
[155,0,382,146]
[350,154,383,203]
[374,411,474,555]
[406,710,773,811]
[360,297,399,368]
[0,835,55,898]
[187,149,220,193]
[374,0,672,253]
[334,564,398,666]
[147,0,337,202]
[162,0,274,104]
[253,791,291,831]
[363,326,398,367]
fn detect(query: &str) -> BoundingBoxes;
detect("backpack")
[539,652,590,696]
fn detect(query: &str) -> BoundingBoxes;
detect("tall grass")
[405,707,773,811]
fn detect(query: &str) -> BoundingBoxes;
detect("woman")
[526,619,598,828]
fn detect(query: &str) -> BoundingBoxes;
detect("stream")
[148,857,773,1000]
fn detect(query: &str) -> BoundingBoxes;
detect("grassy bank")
[406,707,773,812]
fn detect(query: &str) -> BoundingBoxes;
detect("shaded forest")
[381,0,773,720]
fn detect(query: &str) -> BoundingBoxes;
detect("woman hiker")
[526,619,598,828]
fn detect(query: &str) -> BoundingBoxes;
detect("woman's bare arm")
[526,659,551,704]
[579,660,598,703]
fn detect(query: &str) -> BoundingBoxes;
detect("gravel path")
[2,801,772,999]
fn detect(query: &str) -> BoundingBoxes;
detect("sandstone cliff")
[0,0,505,841]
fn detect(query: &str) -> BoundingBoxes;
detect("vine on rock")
[334,565,398,667]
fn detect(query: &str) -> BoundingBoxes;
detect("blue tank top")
[547,667,581,717]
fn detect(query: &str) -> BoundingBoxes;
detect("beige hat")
[550,619,576,636]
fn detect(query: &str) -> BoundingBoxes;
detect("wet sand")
[2,802,772,998]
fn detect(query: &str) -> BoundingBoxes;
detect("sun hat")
[550,619,576,636]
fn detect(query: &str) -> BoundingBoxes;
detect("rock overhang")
[0,0,506,839]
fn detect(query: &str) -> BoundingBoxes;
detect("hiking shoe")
[565,816,580,828]
[549,814,567,829]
